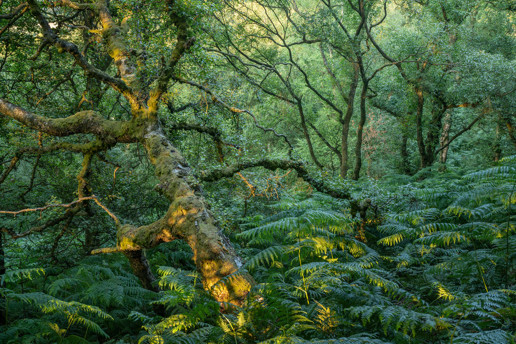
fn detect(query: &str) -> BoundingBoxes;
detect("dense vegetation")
[0,0,514,343]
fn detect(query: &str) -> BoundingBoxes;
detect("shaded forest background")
[0,0,515,343]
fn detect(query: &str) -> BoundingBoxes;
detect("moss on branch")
[200,158,352,200]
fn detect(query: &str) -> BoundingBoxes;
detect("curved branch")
[166,104,241,150]
[0,98,135,142]
[0,197,93,215]
[0,154,20,185]
[199,158,352,200]
[1,210,78,239]
[309,122,341,159]
[320,44,349,105]
[169,122,222,140]
[0,3,28,37]
[0,194,118,226]
[0,3,27,20]
[371,0,387,28]
[435,110,488,154]
[26,0,138,106]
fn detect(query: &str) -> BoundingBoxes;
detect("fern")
[453,329,512,344]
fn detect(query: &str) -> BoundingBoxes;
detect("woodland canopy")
[0,0,515,343]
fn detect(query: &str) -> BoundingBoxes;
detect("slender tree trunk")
[297,100,323,169]
[400,132,411,175]
[494,118,502,162]
[76,153,103,256]
[340,63,360,178]
[352,81,368,180]
[439,112,452,167]
[415,87,427,168]
[424,108,445,166]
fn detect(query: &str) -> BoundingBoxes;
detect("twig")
[174,76,294,157]
[0,195,119,224]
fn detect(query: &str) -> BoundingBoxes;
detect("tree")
[0,0,255,305]
[369,0,515,170]
[0,0,359,306]
[211,0,387,178]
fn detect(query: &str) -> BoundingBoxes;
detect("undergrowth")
[1,157,514,343]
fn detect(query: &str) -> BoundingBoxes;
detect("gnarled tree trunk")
[0,0,254,306]
[117,119,252,304]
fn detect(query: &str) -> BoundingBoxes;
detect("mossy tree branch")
[26,0,139,107]
[148,0,194,111]
[200,158,352,200]
[0,98,136,142]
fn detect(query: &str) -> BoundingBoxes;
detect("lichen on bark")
[110,120,253,305]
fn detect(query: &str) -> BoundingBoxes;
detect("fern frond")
[414,231,468,246]
[244,245,287,270]
[453,329,512,344]
[465,165,516,181]
[4,267,45,283]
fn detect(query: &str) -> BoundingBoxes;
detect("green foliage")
[2,159,514,343]
[1,268,113,342]
[0,255,158,343]
[1,0,515,343]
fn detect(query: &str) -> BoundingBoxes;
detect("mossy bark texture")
[117,121,252,305]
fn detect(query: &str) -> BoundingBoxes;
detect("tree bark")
[494,117,502,162]
[352,80,368,180]
[341,62,360,178]
[114,120,252,304]
[124,250,159,292]
[439,112,452,166]
[400,132,411,175]
[415,87,428,168]
[297,100,324,169]
[424,108,445,166]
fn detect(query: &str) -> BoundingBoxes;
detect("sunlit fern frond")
[347,305,450,338]
[414,231,468,247]
[390,208,440,225]
[3,267,45,283]
[238,216,301,241]
[244,245,288,270]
